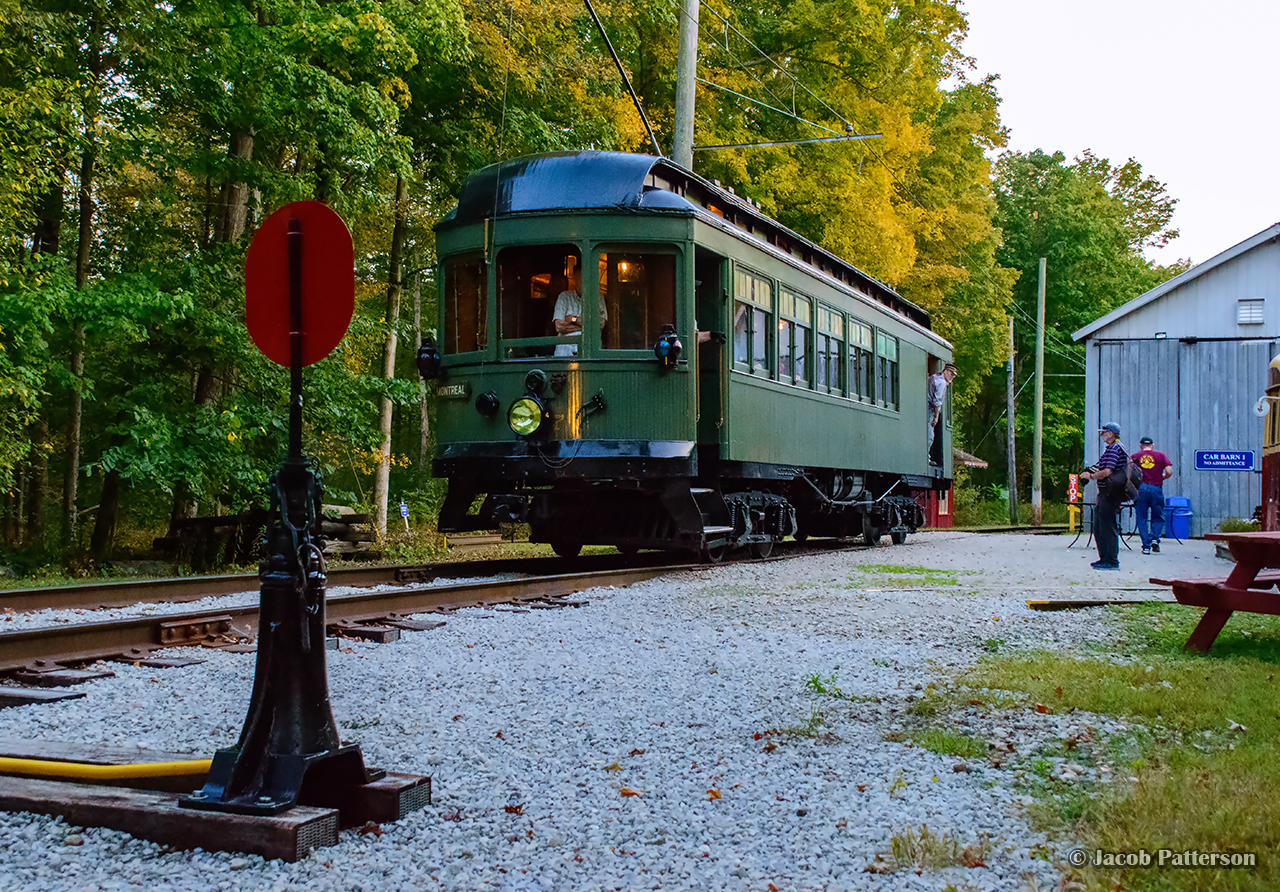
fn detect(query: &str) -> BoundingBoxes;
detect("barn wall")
[1087,336,1275,536]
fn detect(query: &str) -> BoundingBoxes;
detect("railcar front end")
[421,152,951,557]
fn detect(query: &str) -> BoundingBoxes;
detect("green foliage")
[958,148,1187,498]
[1219,517,1261,533]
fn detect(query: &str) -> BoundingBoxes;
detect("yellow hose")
[0,757,212,780]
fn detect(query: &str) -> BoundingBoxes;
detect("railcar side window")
[598,251,676,350]
[848,321,873,402]
[815,307,843,394]
[777,289,809,386]
[497,245,584,358]
[733,268,772,375]
[876,331,899,410]
[442,255,487,354]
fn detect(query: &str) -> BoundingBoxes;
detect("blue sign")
[1194,450,1255,471]
[399,502,410,517]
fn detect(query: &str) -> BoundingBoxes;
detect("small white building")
[1072,222,1280,536]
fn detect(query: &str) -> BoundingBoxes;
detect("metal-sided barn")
[1072,222,1280,537]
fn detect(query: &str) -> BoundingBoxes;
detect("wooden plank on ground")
[0,738,211,793]
[0,775,338,861]
[0,688,86,708]
[0,739,200,766]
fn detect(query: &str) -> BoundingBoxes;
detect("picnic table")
[1150,531,1280,653]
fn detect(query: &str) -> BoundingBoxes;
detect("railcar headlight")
[508,396,548,436]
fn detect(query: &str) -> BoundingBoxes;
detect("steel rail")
[0,552,682,615]
[0,564,696,673]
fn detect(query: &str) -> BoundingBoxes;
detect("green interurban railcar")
[417,151,953,559]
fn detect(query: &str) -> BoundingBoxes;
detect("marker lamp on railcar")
[508,396,548,436]
[653,324,682,369]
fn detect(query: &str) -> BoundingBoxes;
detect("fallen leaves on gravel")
[706,789,721,800]
[604,762,623,771]
[619,788,641,797]
[358,822,383,837]
[629,748,645,756]
[503,804,524,815]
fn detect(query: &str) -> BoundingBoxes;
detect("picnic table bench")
[1150,532,1280,653]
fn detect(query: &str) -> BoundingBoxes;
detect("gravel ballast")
[0,532,1223,891]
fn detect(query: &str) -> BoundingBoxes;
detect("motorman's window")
[733,268,772,375]
[777,289,810,386]
[848,320,873,402]
[442,255,486,354]
[497,245,583,358]
[876,331,899,410]
[598,251,676,350]
[815,306,843,394]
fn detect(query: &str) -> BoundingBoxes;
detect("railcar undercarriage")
[436,446,932,560]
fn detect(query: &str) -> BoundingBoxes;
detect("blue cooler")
[1165,496,1192,540]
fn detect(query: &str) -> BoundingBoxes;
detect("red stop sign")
[245,201,354,366]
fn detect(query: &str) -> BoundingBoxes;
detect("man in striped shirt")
[1080,422,1128,570]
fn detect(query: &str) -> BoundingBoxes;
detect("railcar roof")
[439,151,932,331]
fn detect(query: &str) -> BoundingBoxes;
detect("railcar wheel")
[863,524,883,547]
[750,539,775,559]
[890,531,907,545]
[552,541,583,557]
[616,544,639,556]
[793,530,809,543]
[702,541,728,563]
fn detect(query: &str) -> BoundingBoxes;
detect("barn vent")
[1238,298,1265,325]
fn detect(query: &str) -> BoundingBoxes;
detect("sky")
[958,0,1280,267]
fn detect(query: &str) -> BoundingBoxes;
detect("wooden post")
[1032,257,1046,526]
[1007,315,1018,525]
[673,0,699,167]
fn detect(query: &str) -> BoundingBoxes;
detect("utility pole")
[1031,257,1046,526]
[1007,315,1018,525]
[673,0,699,168]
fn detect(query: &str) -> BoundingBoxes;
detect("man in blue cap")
[1080,422,1128,570]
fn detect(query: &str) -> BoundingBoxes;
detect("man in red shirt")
[1134,436,1173,554]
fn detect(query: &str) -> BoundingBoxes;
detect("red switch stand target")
[182,202,429,826]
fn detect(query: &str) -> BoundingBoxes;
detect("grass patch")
[888,823,990,871]
[914,728,986,760]
[848,563,961,588]
[963,602,1280,891]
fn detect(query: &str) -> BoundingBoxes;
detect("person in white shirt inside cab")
[552,266,607,357]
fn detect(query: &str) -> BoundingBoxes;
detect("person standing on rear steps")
[927,361,956,466]
[1134,436,1173,554]
[1080,422,1128,570]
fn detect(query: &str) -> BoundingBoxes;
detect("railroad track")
[0,537,869,617]
[0,539,873,681]
[0,551,683,615]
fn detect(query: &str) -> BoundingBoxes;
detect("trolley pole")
[1031,257,1046,526]
[673,0,699,168]
[1007,315,1018,525]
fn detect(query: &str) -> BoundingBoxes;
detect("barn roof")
[1072,221,1280,341]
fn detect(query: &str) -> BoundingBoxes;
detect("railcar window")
[848,321,874,402]
[876,331,899,410]
[777,289,810,386]
[497,245,585,358]
[733,268,772,375]
[442,256,486,354]
[815,307,843,394]
[598,251,676,350]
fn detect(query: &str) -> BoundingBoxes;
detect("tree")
[959,148,1188,499]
